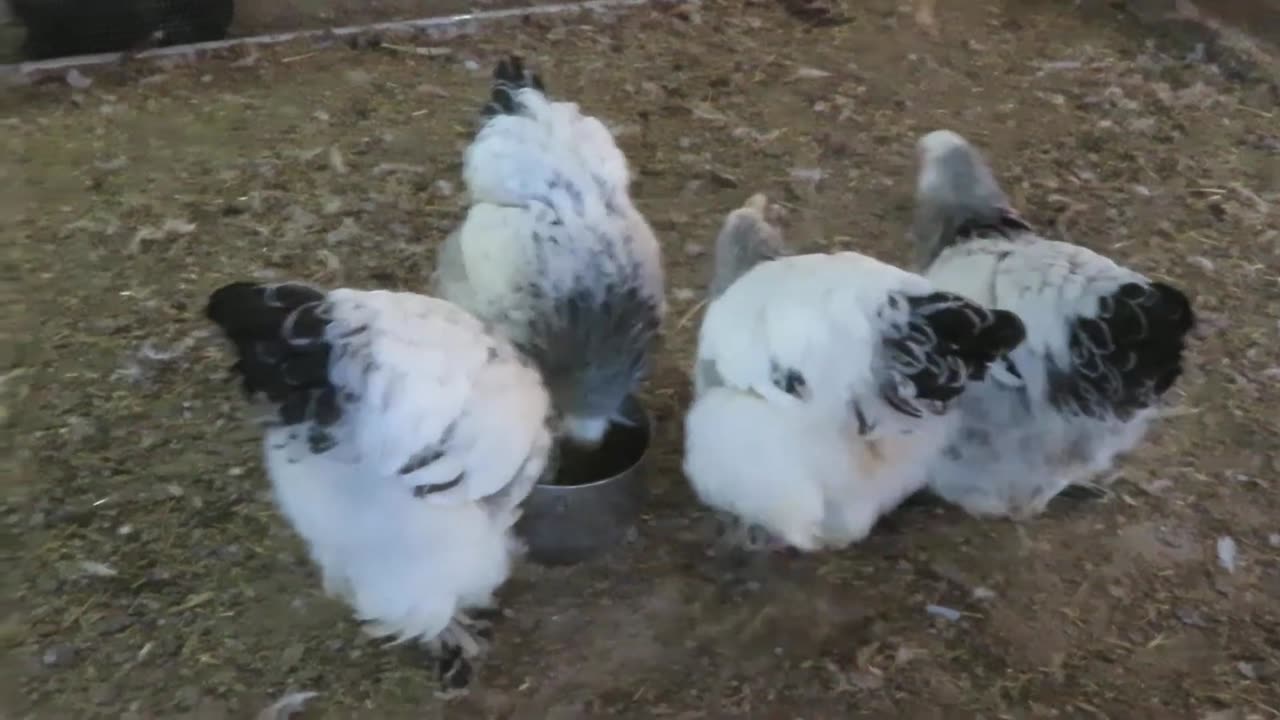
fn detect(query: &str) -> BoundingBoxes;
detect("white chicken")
[910,130,1196,519]
[434,55,666,449]
[683,195,1027,554]
[205,281,553,695]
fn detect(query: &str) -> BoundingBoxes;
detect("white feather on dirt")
[77,560,119,578]
[256,691,319,720]
[1216,536,1237,573]
[925,604,962,622]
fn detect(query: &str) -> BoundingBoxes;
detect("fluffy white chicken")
[910,130,1196,519]
[434,55,665,449]
[683,195,1027,554]
[205,282,553,695]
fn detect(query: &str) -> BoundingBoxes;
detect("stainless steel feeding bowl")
[515,395,652,566]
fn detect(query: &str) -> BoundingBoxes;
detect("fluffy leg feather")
[713,511,788,553]
[701,511,795,597]
[421,611,494,659]
[416,610,500,699]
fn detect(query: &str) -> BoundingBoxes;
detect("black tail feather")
[481,54,546,118]
[205,282,338,427]
[1146,282,1196,396]
[1050,280,1195,420]
[882,292,1026,416]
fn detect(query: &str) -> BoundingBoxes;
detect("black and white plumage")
[684,195,1026,552]
[433,55,666,449]
[911,130,1196,519]
[205,282,553,688]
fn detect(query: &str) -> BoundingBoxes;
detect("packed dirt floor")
[3,0,1279,717]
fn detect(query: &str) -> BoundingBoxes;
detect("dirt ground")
[3,0,1279,717]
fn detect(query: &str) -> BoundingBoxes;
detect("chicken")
[683,195,1026,555]
[205,282,553,696]
[910,130,1196,520]
[433,55,666,450]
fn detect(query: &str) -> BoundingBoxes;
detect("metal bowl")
[515,395,652,566]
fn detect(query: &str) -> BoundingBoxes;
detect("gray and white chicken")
[434,55,666,449]
[910,130,1197,519]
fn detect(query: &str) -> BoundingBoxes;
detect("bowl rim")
[534,395,654,490]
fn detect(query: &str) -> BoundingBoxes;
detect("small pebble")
[1141,478,1174,494]
[174,685,202,709]
[280,642,306,668]
[1175,606,1209,627]
[1216,536,1237,573]
[1188,256,1215,272]
[257,691,320,720]
[789,167,824,184]
[792,66,833,79]
[925,604,962,622]
[95,615,134,636]
[90,682,119,705]
[41,644,76,668]
[65,69,92,89]
[78,560,118,577]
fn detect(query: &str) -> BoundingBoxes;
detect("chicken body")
[912,130,1196,519]
[685,197,1026,552]
[206,282,553,692]
[434,56,665,448]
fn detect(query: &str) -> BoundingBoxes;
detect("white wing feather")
[315,289,552,507]
[697,252,932,422]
